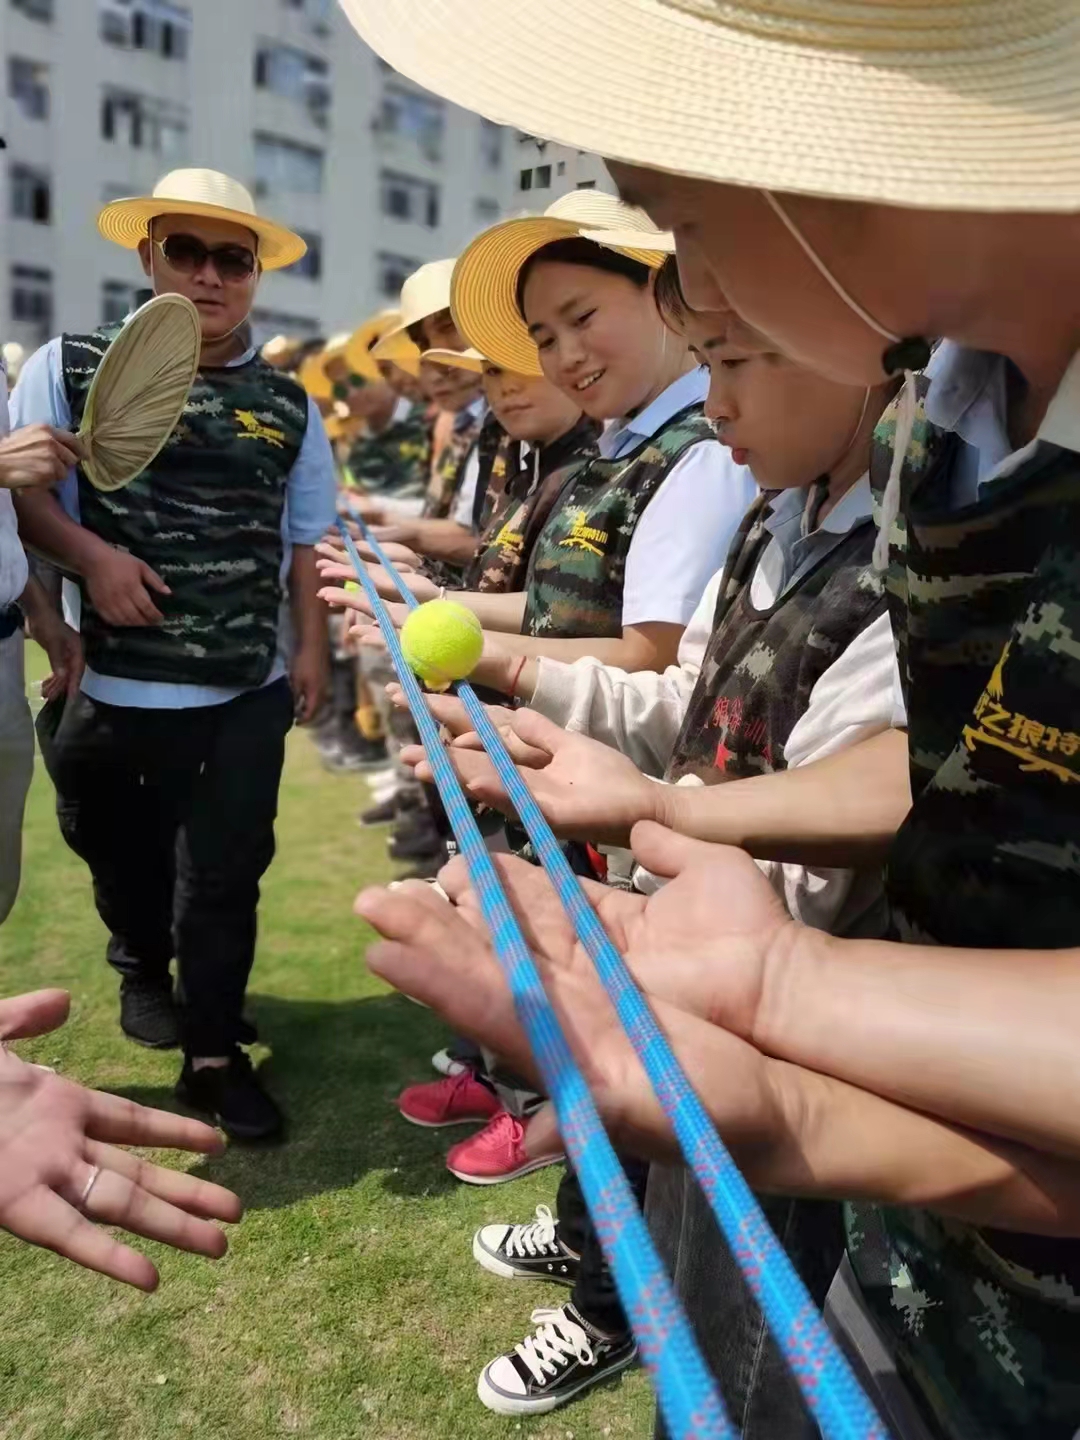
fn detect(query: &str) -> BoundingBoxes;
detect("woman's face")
[482,364,583,445]
[419,358,483,412]
[607,163,920,387]
[521,261,679,419]
[676,308,869,490]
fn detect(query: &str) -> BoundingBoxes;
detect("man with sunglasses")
[10,169,336,1141]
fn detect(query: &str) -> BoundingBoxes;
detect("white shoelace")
[514,1307,594,1386]
[503,1204,559,1260]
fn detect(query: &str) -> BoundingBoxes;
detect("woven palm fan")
[78,292,202,492]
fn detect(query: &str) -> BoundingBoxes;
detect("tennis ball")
[400,599,484,692]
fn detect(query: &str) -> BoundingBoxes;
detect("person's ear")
[137,236,153,278]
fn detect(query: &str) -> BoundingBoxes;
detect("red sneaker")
[446,1111,565,1186]
[397,1071,503,1129]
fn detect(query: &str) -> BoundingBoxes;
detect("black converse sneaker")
[473,1204,579,1286]
[476,1303,637,1415]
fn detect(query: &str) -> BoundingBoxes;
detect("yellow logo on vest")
[963,640,1080,784]
[494,523,524,560]
[559,510,608,558]
[235,410,286,449]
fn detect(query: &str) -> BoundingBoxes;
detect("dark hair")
[653,254,691,328]
[515,237,651,319]
[406,320,427,348]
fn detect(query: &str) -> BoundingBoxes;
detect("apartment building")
[0,0,522,349]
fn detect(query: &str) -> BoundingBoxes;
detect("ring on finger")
[78,1163,103,1213]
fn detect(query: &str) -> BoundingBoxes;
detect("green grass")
[0,654,652,1440]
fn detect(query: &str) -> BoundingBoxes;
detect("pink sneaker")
[446,1111,565,1186]
[397,1070,503,1129]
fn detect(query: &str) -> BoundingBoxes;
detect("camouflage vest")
[521,403,714,638]
[464,415,599,594]
[63,326,307,689]
[846,374,1080,1440]
[346,403,430,501]
[666,490,884,783]
[422,407,483,520]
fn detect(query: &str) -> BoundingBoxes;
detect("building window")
[251,306,321,346]
[254,133,324,196]
[291,232,322,280]
[11,0,53,19]
[519,168,533,193]
[10,265,53,342]
[377,251,420,301]
[480,118,503,170]
[576,179,597,190]
[10,165,51,223]
[377,86,444,161]
[99,1,191,60]
[281,0,331,36]
[379,170,439,228]
[474,197,500,225]
[101,89,189,158]
[102,279,139,325]
[557,161,567,176]
[8,57,49,120]
[254,42,330,127]
[535,165,552,190]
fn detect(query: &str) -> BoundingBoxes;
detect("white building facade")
[0,0,527,349]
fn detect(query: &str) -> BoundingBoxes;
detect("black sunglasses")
[154,233,257,283]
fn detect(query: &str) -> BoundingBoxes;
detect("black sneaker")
[120,980,181,1049]
[477,1303,636,1415]
[473,1205,579,1286]
[359,794,399,827]
[175,1050,284,1142]
[388,816,444,862]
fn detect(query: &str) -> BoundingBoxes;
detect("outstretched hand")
[0,990,242,1291]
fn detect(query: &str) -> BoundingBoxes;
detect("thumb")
[507,707,567,758]
[138,561,171,595]
[629,819,719,879]
[0,989,71,1040]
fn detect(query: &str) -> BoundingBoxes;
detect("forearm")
[654,727,911,866]
[289,545,329,650]
[13,490,109,576]
[447,588,528,633]
[17,574,55,630]
[760,925,1080,1160]
[405,520,476,564]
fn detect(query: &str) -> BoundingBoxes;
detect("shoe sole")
[174,1087,284,1143]
[476,1347,638,1415]
[120,1026,180,1051]
[398,1109,501,1129]
[447,1153,565,1186]
[472,1233,576,1285]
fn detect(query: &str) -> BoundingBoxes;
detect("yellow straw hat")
[346,309,403,381]
[340,1,1080,214]
[98,168,307,269]
[450,191,671,377]
[298,332,351,401]
[372,258,459,378]
[422,347,486,375]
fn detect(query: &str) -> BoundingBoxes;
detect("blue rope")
[344,511,891,1440]
[337,518,733,1439]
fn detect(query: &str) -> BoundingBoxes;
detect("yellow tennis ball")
[400,599,484,692]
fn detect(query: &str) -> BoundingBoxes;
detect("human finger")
[137,562,171,596]
[317,585,369,614]
[129,582,165,625]
[83,1090,226,1153]
[4,1186,161,1291]
[0,989,70,1040]
[84,1141,242,1221]
[65,1161,230,1259]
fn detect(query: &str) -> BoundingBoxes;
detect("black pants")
[558,1157,650,1337]
[39,680,293,1056]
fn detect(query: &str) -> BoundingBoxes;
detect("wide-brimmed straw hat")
[450,191,670,377]
[346,310,403,381]
[99,168,307,269]
[298,332,351,401]
[422,347,486,374]
[372,259,459,379]
[340,1,1080,213]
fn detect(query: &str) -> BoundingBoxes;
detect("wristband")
[508,655,527,698]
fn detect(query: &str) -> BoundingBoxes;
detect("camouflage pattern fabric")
[63,326,307,689]
[346,403,430,502]
[464,415,599,594]
[521,404,715,638]
[422,407,484,520]
[844,379,1080,1439]
[666,490,884,783]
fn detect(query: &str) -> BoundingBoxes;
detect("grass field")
[0,655,652,1440]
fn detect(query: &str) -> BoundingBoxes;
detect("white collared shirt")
[0,375,29,609]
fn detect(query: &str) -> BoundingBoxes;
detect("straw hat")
[346,309,403,381]
[98,168,307,269]
[371,258,459,378]
[298,332,351,401]
[451,192,670,377]
[340,1,1080,213]
[423,347,486,375]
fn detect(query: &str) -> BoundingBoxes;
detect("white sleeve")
[621,443,757,628]
[451,446,481,529]
[529,568,723,776]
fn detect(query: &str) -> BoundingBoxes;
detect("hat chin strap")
[760,191,926,571]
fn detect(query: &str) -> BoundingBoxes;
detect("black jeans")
[558,1157,650,1337]
[648,1166,845,1440]
[38,680,293,1056]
